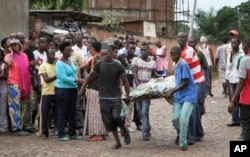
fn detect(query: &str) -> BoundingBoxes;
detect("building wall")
[87,0,174,36]
[87,0,174,22]
[123,22,144,34]
[0,0,29,39]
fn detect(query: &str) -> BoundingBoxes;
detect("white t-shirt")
[72,45,88,63]
[226,49,244,83]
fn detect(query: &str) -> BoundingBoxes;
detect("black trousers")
[240,104,250,141]
[41,95,57,136]
[99,99,125,132]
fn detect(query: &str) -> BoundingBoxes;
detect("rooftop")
[30,10,103,23]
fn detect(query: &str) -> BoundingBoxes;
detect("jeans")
[0,92,8,131]
[133,103,142,127]
[196,83,205,138]
[187,83,205,140]
[229,83,240,124]
[55,87,77,138]
[172,102,194,147]
[136,99,150,136]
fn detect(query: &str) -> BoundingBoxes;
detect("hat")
[229,30,239,36]
[10,39,20,45]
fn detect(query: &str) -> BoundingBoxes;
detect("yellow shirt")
[38,63,56,95]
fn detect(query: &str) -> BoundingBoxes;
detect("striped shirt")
[131,57,156,84]
[181,45,205,83]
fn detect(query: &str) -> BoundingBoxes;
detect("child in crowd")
[38,47,57,138]
[166,46,197,151]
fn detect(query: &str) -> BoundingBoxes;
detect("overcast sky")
[190,0,248,12]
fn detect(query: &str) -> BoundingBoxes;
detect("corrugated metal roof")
[30,10,103,23]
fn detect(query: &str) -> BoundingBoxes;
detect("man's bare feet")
[111,143,122,149]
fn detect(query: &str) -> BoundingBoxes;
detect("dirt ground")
[0,79,241,157]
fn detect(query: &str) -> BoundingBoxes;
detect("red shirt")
[181,45,204,83]
[238,54,250,105]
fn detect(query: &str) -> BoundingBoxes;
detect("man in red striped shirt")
[177,32,205,145]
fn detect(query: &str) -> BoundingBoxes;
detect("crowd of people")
[0,28,249,151]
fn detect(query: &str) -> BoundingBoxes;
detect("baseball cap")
[10,39,21,45]
[229,30,239,36]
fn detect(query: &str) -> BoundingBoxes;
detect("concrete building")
[86,0,176,36]
[0,0,29,40]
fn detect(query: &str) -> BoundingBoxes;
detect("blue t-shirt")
[173,60,197,103]
[55,59,78,88]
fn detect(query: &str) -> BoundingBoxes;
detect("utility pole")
[237,7,241,30]
[189,0,197,38]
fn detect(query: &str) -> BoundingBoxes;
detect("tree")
[194,1,250,42]
[30,0,85,12]
[215,6,238,39]
[237,1,250,39]
[195,7,218,41]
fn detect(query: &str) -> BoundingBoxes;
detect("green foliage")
[194,1,250,42]
[215,7,238,37]
[30,0,85,12]
[195,7,218,41]
[102,11,121,29]
[30,0,53,10]
[237,1,250,39]
[176,23,189,33]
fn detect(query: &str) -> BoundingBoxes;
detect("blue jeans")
[187,83,206,140]
[136,99,151,136]
[172,102,194,147]
[55,87,77,138]
[229,83,240,124]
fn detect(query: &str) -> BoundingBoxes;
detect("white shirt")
[33,50,47,84]
[224,43,243,80]
[226,49,244,83]
[72,44,88,63]
[33,50,47,70]
[55,50,62,59]
[118,47,141,57]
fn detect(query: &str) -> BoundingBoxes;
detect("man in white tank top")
[199,36,214,97]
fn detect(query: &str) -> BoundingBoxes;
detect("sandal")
[88,135,104,141]
[179,146,188,151]
[111,143,121,149]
